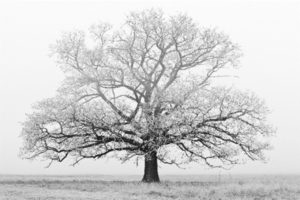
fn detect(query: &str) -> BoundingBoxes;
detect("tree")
[20,9,275,182]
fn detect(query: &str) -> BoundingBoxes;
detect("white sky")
[0,1,299,175]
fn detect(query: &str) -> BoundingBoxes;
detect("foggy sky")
[0,0,299,175]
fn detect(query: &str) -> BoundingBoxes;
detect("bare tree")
[20,9,275,182]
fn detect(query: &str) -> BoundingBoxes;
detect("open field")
[0,174,299,200]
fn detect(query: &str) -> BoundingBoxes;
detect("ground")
[0,174,299,200]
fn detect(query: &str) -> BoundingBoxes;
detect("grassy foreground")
[0,174,299,200]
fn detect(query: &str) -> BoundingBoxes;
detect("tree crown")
[20,9,275,169]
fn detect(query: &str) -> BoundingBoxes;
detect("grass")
[0,174,299,199]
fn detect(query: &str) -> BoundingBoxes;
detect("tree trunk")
[142,151,160,182]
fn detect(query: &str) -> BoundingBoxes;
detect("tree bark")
[142,151,160,182]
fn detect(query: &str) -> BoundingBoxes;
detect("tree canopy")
[20,9,275,182]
